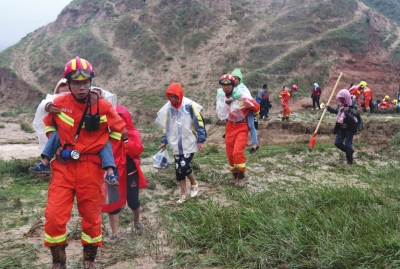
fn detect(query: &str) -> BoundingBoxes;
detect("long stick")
[309,72,343,151]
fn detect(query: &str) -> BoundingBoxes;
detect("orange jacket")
[349,86,362,99]
[279,90,291,103]
[44,93,125,154]
[362,87,373,98]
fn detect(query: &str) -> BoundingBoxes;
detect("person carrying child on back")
[326,89,361,165]
[216,74,260,187]
[29,82,120,186]
[231,68,260,154]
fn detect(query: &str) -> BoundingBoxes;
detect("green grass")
[19,121,34,133]
[2,128,400,268]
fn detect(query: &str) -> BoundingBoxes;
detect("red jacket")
[311,87,322,97]
[102,105,147,213]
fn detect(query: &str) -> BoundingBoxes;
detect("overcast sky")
[0,0,72,52]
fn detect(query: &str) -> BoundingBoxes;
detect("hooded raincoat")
[155,83,206,155]
[102,105,147,213]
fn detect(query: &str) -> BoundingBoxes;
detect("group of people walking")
[29,55,371,268]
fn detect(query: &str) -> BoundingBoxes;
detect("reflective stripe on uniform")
[57,112,74,127]
[81,232,102,244]
[45,126,57,133]
[100,115,107,123]
[45,233,67,244]
[229,165,235,171]
[234,163,246,169]
[109,131,122,140]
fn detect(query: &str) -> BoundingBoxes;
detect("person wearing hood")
[156,83,206,204]
[102,105,148,243]
[216,74,260,187]
[43,57,126,269]
[231,68,260,154]
[311,82,322,110]
[326,89,361,165]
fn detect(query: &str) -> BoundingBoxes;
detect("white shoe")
[190,183,199,198]
[176,194,188,204]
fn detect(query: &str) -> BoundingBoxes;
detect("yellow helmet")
[359,81,367,88]
[393,100,398,105]
[320,102,325,108]
[385,95,390,100]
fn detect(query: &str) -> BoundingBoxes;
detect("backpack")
[262,93,269,101]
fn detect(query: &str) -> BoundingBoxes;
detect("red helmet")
[63,56,95,80]
[291,84,298,91]
[219,73,236,86]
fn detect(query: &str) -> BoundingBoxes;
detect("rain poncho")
[216,86,254,121]
[155,83,206,155]
[32,93,68,151]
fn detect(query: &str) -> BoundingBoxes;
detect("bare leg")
[108,213,119,236]
[132,207,140,224]
[179,180,188,196]
[187,173,197,186]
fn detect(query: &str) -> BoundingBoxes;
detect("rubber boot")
[235,172,246,188]
[281,117,286,122]
[285,117,289,122]
[50,244,67,269]
[83,245,98,269]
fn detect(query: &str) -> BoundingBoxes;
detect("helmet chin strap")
[67,79,91,103]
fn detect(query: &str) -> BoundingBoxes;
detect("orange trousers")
[225,121,248,172]
[364,95,372,110]
[282,102,290,117]
[355,98,362,113]
[44,158,104,247]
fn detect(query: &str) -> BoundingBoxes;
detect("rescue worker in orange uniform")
[349,84,363,112]
[279,84,297,122]
[360,81,373,114]
[43,57,125,269]
[380,95,390,109]
[216,74,260,187]
[358,81,374,114]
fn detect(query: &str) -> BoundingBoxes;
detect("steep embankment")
[0,0,399,120]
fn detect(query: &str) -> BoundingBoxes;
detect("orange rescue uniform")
[279,89,291,118]
[362,87,373,112]
[43,93,125,247]
[349,86,363,112]
[225,98,260,173]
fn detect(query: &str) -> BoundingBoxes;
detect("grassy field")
[1,117,400,268]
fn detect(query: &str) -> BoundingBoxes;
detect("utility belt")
[61,149,102,165]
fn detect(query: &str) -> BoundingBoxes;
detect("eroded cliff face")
[1,0,400,114]
[0,68,43,108]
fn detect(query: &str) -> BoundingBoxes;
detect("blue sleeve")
[161,134,168,145]
[189,105,207,143]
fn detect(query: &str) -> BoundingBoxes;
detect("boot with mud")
[235,172,246,188]
[229,172,239,185]
[50,244,67,269]
[83,245,98,269]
